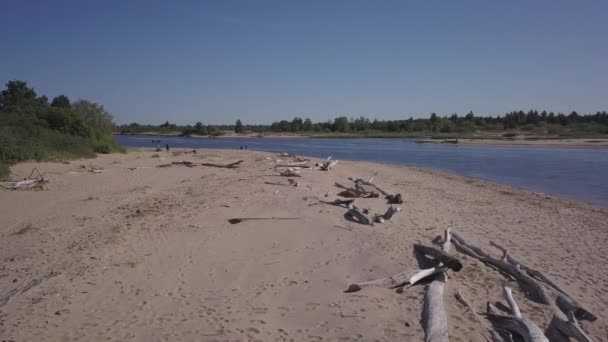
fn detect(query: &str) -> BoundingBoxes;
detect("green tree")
[51,95,71,109]
[71,99,114,133]
[332,116,349,132]
[290,116,303,132]
[0,80,39,110]
[235,119,244,133]
[303,118,312,131]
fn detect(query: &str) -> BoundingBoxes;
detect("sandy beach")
[1,149,607,341]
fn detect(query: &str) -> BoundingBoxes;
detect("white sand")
[1,149,607,341]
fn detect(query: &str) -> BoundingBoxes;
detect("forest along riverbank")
[1,149,607,341]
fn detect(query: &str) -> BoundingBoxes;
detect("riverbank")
[1,149,606,340]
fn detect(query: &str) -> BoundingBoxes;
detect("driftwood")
[422,228,452,342]
[171,161,195,167]
[452,233,595,324]
[320,156,339,171]
[373,206,401,223]
[1,168,48,190]
[345,266,447,293]
[227,217,301,225]
[350,177,402,204]
[486,287,548,342]
[335,182,379,198]
[265,178,298,187]
[545,310,592,342]
[201,160,243,169]
[413,243,463,272]
[345,204,372,225]
[279,169,301,177]
[319,199,355,207]
[450,232,552,305]
[489,241,596,322]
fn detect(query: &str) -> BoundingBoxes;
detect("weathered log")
[345,204,372,225]
[2,178,48,190]
[373,205,401,223]
[413,243,463,272]
[279,169,301,177]
[486,288,549,342]
[227,217,301,225]
[545,310,592,342]
[335,181,379,198]
[422,228,452,342]
[350,176,402,203]
[450,232,552,305]
[319,199,355,207]
[423,273,449,342]
[345,266,447,293]
[337,190,360,198]
[201,160,243,169]
[489,241,596,322]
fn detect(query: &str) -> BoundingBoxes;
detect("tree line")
[0,80,121,176]
[118,110,608,136]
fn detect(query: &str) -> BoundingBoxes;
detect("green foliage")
[51,95,71,109]
[235,119,244,133]
[0,80,122,176]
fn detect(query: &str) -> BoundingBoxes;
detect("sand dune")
[1,149,607,341]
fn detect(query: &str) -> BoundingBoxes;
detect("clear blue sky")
[2,1,607,125]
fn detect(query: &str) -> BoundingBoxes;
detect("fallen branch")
[345,267,447,293]
[228,217,302,225]
[319,199,355,207]
[486,287,548,342]
[201,160,243,169]
[279,169,301,177]
[413,242,463,272]
[171,161,195,167]
[345,204,372,225]
[450,232,552,305]
[320,156,339,171]
[489,241,596,322]
[545,310,592,342]
[373,206,401,223]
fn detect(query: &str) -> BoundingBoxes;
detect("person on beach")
[166,144,170,151]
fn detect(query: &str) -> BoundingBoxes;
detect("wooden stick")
[227,217,301,225]
[201,160,243,168]
[345,266,447,293]
[486,288,549,342]
[413,243,463,272]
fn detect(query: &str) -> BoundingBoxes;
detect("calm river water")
[116,135,608,207]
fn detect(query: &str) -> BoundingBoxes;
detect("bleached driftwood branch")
[489,241,596,322]
[345,266,447,293]
[200,160,243,169]
[349,176,403,204]
[320,156,339,171]
[450,232,552,305]
[486,287,548,342]
[545,310,592,342]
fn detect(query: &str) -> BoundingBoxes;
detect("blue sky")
[2,1,607,125]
